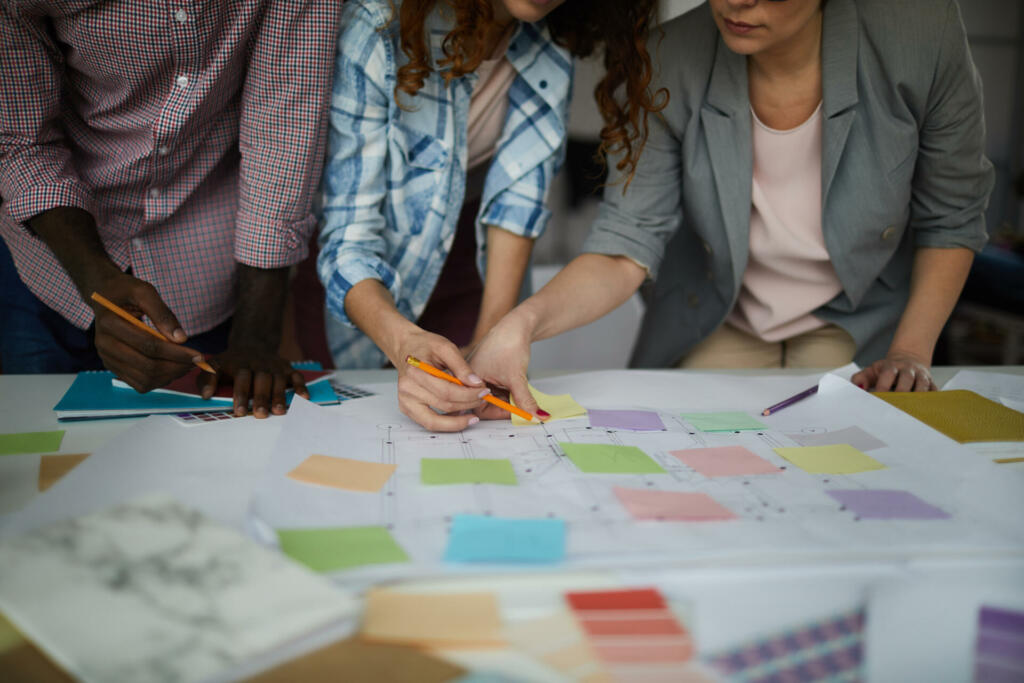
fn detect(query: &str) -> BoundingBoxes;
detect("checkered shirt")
[0,0,341,333]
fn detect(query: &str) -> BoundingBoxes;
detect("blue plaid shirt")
[317,0,573,368]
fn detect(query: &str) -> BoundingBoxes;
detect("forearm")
[888,246,974,362]
[510,253,647,343]
[228,264,291,352]
[344,278,421,365]
[471,226,534,344]
[27,207,120,297]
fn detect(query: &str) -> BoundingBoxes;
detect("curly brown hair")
[391,0,667,187]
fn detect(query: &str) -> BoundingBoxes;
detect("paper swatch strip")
[361,589,505,648]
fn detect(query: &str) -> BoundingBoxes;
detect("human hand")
[851,352,937,392]
[467,309,541,421]
[395,329,490,431]
[197,349,309,418]
[88,271,202,392]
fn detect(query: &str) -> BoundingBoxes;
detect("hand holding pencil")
[406,356,544,425]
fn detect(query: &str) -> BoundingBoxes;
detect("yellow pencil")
[90,292,216,374]
[405,355,543,424]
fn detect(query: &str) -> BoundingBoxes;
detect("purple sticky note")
[975,606,1024,681]
[826,490,950,520]
[588,410,665,431]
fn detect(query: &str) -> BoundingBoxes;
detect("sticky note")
[774,445,886,474]
[975,606,1024,683]
[681,412,766,432]
[588,410,665,431]
[277,526,409,572]
[613,487,737,521]
[786,426,887,451]
[361,589,505,648]
[37,453,90,491]
[826,490,950,520]
[0,431,64,456]
[559,443,666,474]
[287,454,396,492]
[420,458,517,485]
[444,515,565,563]
[512,384,587,425]
[670,446,781,477]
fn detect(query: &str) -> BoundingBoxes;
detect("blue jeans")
[0,238,231,373]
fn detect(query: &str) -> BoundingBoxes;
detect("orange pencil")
[90,292,216,374]
[405,355,543,424]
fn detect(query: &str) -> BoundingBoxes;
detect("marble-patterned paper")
[0,496,356,683]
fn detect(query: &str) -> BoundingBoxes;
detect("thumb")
[508,376,540,416]
[133,282,187,343]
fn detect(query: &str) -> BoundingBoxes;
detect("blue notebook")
[54,363,338,421]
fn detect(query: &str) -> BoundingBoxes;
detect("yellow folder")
[875,390,1024,443]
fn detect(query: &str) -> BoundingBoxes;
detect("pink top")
[727,102,843,342]
[467,34,517,171]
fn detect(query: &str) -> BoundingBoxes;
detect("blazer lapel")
[821,0,859,205]
[700,35,752,293]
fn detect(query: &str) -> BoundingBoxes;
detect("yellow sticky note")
[38,453,90,492]
[361,589,505,649]
[774,445,886,474]
[288,455,396,493]
[511,384,587,425]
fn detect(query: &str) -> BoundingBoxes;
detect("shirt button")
[174,9,188,22]
[149,188,160,199]
[157,145,170,156]
[688,294,700,308]
[881,225,898,240]
[176,75,189,88]
[539,80,547,89]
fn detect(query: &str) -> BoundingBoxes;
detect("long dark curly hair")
[391,0,667,186]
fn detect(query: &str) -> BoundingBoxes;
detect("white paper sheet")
[249,370,1024,583]
[943,369,1024,413]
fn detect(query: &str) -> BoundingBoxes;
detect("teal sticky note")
[444,515,565,563]
[421,458,518,485]
[681,412,767,432]
[277,526,409,572]
[559,443,666,474]
[0,430,65,456]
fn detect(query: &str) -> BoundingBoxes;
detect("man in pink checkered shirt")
[0,1,340,417]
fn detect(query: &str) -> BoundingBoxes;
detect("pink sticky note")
[670,446,782,478]
[614,487,736,521]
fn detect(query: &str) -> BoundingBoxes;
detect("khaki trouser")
[678,323,857,369]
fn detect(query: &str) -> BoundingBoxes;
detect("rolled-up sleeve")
[909,0,994,252]
[316,5,401,328]
[234,0,340,269]
[0,4,96,227]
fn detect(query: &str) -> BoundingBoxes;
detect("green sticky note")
[277,526,409,572]
[681,412,767,432]
[774,445,887,474]
[559,443,666,474]
[0,430,64,456]
[421,458,518,485]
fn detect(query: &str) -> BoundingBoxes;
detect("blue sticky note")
[443,515,566,564]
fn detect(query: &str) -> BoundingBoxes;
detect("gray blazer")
[583,0,993,367]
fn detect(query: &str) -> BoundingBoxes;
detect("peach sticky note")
[614,487,737,522]
[361,589,505,649]
[288,455,396,493]
[773,445,886,474]
[37,453,90,492]
[670,446,781,478]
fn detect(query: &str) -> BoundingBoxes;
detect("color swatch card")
[670,446,782,478]
[0,431,64,456]
[361,589,505,649]
[511,384,587,425]
[826,489,950,520]
[615,487,737,522]
[681,412,767,432]
[420,458,518,485]
[974,605,1024,683]
[875,389,1024,443]
[287,455,396,493]
[560,443,666,474]
[774,445,886,474]
[277,526,409,572]
[588,409,666,431]
[505,611,607,682]
[444,515,566,564]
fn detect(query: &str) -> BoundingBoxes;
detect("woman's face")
[708,0,823,56]
[492,0,569,24]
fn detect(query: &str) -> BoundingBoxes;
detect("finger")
[433,343,483,387]
[233,368,252,417]
[96,334,190,392]
[271,373,288,415]
[251,371,273,419]
[893,366,917,392]
[872,365,900,392]
[98,312,200,366]
[850,368,873,391]
[401,374,487,414]
[290,370,309,399]
[401,399,480,433]
[195,367,219,400]
[505,375,539,415]
[912,368,933,392]
[132,281,187,343]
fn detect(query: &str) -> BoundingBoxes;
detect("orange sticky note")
[361,590,505,649]
[37,453,90,492]
[287,455,396,493]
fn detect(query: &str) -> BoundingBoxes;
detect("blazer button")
[880,225,898,241]
[703,241,712,254]
[688,294,699,308]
